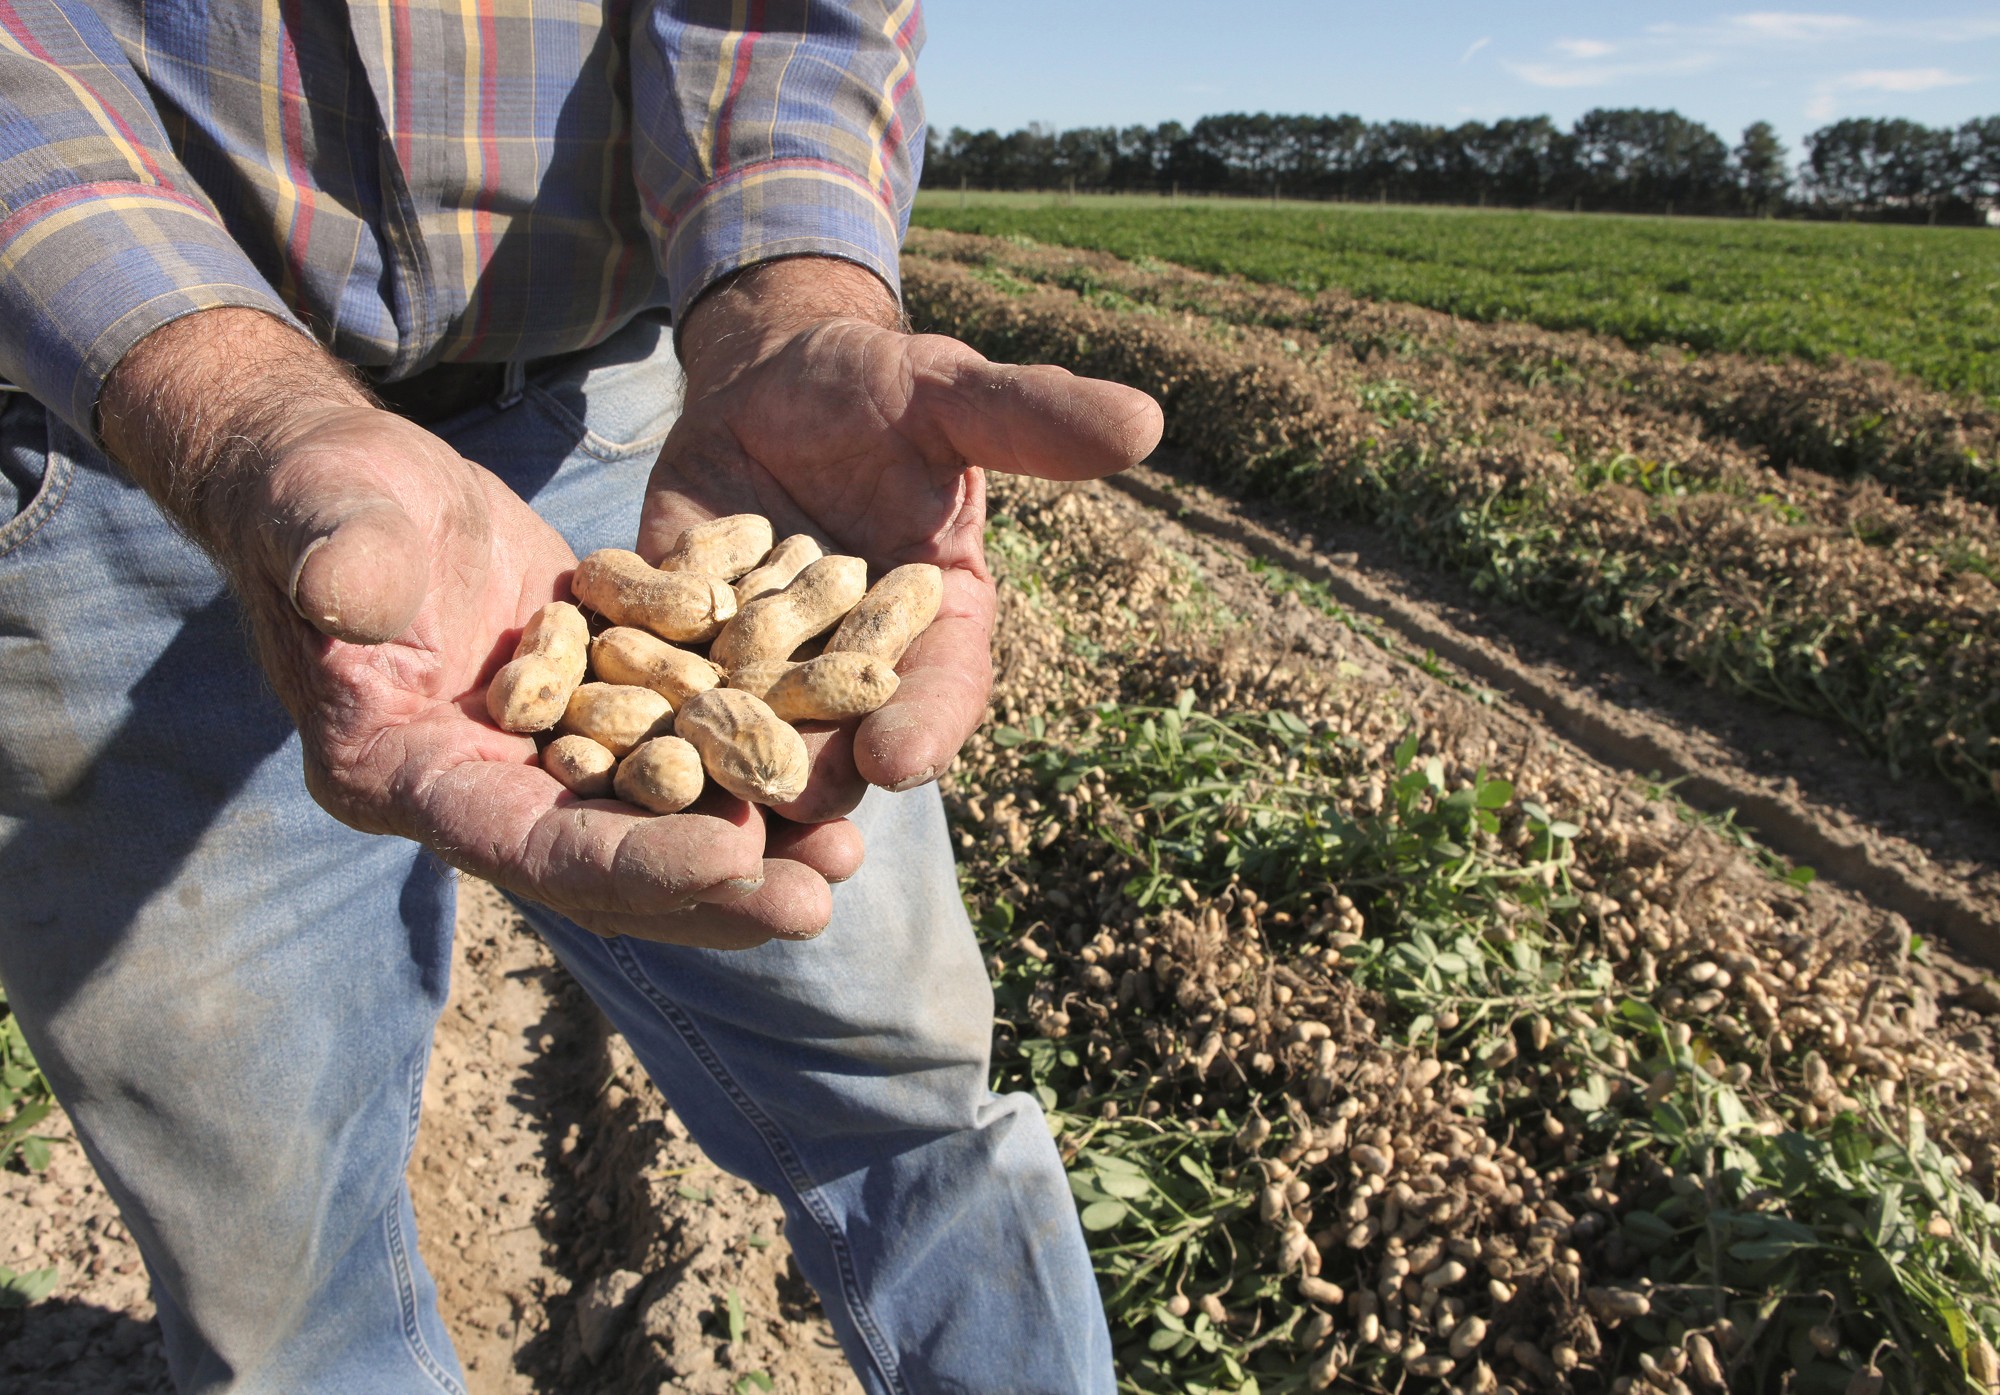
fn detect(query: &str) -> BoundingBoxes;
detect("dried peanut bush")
[948,474,2000,1395]
[486,515,942,816]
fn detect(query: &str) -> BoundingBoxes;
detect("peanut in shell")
[724,659,797,702]
[762,652,899,723]
[656,514,774,580]
[591,627,723,706]
[673,688,810,805]
[614,735,705,814]
[572,549,736,643]
[542,733,617,798]
[485,601,589,733]
[826,563,943,666]
[556,682,674,758]
[734,533,823,605]
[710,554,868,671]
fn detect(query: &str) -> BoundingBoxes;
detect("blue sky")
[917,4,2000,155]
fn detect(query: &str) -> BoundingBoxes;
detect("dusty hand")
[102,310,853,947]
[644,258,1164,824]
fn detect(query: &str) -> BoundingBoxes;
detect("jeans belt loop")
[497,360,527,411]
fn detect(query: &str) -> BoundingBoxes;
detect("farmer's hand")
[645,257,1164,825]
[99,307,854,948]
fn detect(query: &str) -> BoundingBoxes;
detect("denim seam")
[604,936,909,1395]
[0,432,74,561]
[382,1049,469,1394]
[521,383,671,461]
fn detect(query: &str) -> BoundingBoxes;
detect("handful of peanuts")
[484,514,941,815]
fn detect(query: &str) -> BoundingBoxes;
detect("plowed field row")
[901,230,2000,809]
[906,227,2000,513]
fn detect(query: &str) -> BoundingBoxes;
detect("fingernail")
[286,535,331,622]
[887,765,939,794]
[776,925,827,942]
[693,876,765,904]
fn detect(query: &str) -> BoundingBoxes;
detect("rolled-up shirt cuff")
[0,180,301,444]
[657,158,906,326]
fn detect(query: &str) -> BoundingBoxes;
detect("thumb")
[243,407,456,645]
[284,497,431,643]
[904,336,1164,481]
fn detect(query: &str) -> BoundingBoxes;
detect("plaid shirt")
[0,0,925,441]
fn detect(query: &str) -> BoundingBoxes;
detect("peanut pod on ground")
[762,652,900,723]
[556,682,674,758]
[541,733,617,799]
[590,626,724,706]
[827,562,944,666]
[734,533,823,605]
[572,548,737,643]
[656,513,774,580]
[710,554,868,671]
[485,601,590,733]
[613,735,706,814]
[672,688,810,805]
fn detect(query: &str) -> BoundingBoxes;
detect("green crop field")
[910,192,2000,402]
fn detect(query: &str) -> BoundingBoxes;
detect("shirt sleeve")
[0,0,297,442]
[630,0,926,323]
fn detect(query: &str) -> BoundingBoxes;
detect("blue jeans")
[0,316,1113,1395]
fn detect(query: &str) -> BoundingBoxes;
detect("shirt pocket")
[0,393,75,561]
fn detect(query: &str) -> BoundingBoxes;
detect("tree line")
[922,110,2000,223]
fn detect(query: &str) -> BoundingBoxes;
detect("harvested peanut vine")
[950,476,2000,1395]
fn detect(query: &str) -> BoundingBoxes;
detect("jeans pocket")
[522,312,682,460]
[0,394,74,561]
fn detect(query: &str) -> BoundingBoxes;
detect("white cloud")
[1459,36,1492,65]
[1836,67,1974,93]
[1657,10,1997,49]
[1725,12,1865,42]
[1508,10,1988,109]
[1802,67,1976,122]
[1505,51,1720,90]
[1506,62,1616,89]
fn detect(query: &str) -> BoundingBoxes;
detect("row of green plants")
[902,243,2000,808]
[911,199,2000,403]
[911,227,2000,514]
[952,493,2000,1392]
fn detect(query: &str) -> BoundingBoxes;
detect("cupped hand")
[643,258,1164,825]
[247,404,858,946]
[100,308,856,948]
